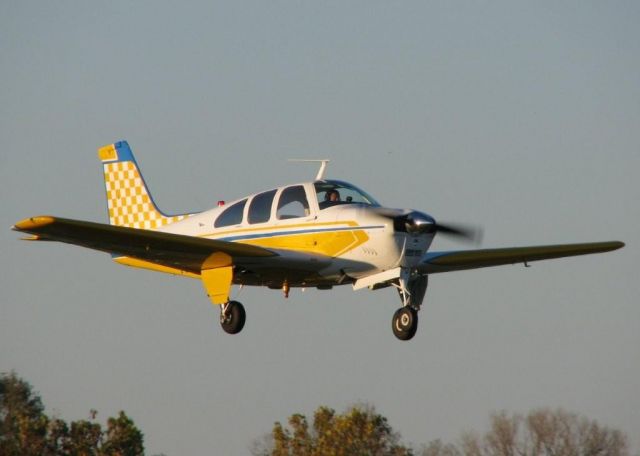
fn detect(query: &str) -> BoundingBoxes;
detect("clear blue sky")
[2,2,638,455]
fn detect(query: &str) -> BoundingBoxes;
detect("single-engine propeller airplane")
[13,141,624,340]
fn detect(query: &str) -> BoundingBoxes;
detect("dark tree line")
[2,371,630,456]
[0,372,144,456]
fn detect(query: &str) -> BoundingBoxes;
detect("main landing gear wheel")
[220,301,246,334]
[392,306,418,341]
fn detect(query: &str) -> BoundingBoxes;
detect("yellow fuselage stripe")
[205,221,370,258]
[199,220,359,238]
[116,221,375,277]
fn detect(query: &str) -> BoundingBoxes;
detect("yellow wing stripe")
[14,216,55,230]
[114,257,200,278]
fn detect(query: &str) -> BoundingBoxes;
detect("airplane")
[13,141,624,340]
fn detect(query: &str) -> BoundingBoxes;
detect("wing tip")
[609,240,625,251]
[12,216,56,231]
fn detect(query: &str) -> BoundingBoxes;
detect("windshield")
[314,180,380,210]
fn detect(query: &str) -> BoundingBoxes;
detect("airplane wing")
[12,216,277,275]
[418,241,624,274]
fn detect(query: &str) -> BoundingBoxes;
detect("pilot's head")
[325,189,340,202]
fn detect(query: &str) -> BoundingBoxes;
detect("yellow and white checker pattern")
[103,161,186,230]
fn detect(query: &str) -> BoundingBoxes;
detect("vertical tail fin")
[98,141,188,229]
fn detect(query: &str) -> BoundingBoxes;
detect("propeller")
[430,221,483,244]
[371,208,483,244]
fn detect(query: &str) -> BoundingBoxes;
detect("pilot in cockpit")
[325,189,341,203]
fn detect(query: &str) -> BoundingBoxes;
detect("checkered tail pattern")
[99,141,188,230]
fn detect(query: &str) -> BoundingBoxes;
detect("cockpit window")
[214,199,246,228]
[248,189,277,224]
[314,180,380,210]
[277,185,310,219]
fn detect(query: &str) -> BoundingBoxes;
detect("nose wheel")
[392,306,418,341]
[220,301,246,334]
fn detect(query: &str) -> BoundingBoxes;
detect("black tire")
[220,301,246,334]
[391,307,418,341]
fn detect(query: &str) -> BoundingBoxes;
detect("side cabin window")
[214,199,247,228]
[277,185,310,219]
[248,189,277,224]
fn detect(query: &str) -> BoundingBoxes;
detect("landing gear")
[391,272,427,341]
[220,300,246,334]
[392,306,418,340]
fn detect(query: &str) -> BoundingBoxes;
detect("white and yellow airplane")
[13,141,624,340]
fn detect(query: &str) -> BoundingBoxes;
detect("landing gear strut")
[220,300,246,334]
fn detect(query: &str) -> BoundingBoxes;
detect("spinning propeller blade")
[371,208,482,244]
[432,221,483,244]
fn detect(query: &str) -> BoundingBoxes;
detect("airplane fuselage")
[158,180,434,288]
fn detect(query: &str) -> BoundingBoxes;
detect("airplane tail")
[98,141,188,230]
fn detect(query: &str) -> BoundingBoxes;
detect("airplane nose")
[370,207,482,243]
[403,211,436,234]
[368,207,436,234]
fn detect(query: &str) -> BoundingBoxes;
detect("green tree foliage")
[0,371,48,455]
[101,411,145,456]
[66,419,103,455]
[0,371,144,456]
[257,405,631,456]
[257,404,414,456]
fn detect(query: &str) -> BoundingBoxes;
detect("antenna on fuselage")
[288,159,331,180]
